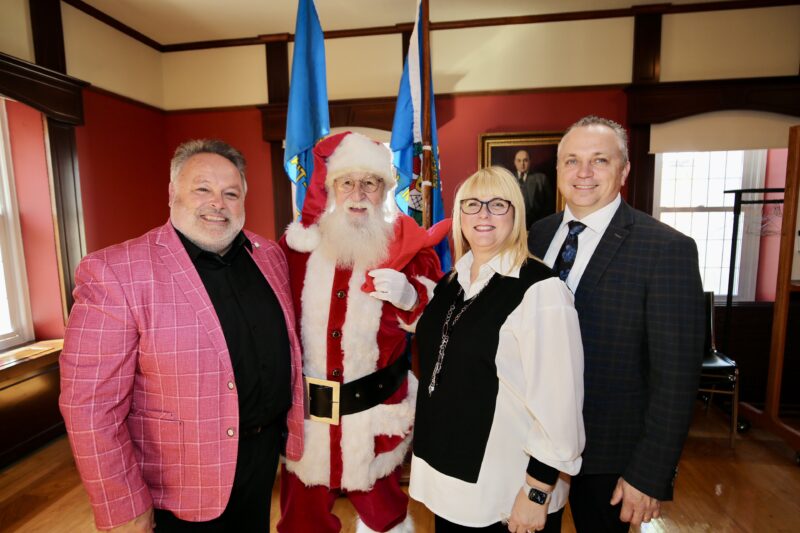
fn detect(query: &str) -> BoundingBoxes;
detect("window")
[653,150,767,300]
[0,100,34,350]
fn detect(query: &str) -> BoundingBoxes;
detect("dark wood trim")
[0,348,64,469]
[632,13,662,84]
[265,39,289,105]
[626,76,800,125]
[47,120,85,310]
[260,96,398,142]
[264,40,292,233]
[29,0,67,73]
[70,0,800,53]
[0,52,88,125]
[61,0,164,51]
[401,29,412,64]
[626,125,656,215]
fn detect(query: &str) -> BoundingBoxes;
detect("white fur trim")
[285,220,321,252]
[285,249,335,484]
[398,275,438,333]
[356,514,414,533]
[341,268,383,380]
[326,132,393,186]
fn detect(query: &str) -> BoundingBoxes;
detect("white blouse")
[409,251,585,527]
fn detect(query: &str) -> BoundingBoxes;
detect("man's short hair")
[170,139,248,192]
[559,115,629,164]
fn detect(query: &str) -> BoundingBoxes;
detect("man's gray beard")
[317,202,394,270]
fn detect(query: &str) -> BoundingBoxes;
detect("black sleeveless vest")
[414,258,555,482]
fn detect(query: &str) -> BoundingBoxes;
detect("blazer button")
[331,330,341,339]
[227,381,235,390]
[336,290,346,299]
[227,428,235,437]
[332,368,341,377]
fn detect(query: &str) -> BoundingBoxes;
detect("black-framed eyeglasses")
[460,197,512,215]
[334,176,382,194]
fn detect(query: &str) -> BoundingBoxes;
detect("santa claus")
[277,131,446,532]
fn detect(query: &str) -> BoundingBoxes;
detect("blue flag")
[390,0,451,271]
[285,0,329,217]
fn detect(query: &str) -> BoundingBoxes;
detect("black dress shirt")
[177,229,291,430]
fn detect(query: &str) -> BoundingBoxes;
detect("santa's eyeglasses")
[334,176,382,194]
[460,198,512,215]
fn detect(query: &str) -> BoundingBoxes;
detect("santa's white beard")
[318,199,394,270]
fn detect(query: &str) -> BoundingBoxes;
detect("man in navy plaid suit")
[529,116,704,532]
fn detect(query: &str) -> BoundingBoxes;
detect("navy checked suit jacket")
[529,201,704,500]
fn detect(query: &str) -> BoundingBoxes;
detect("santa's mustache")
[342,199,375,213]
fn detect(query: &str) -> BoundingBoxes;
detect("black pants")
[568,473,629,533]
[154,422,282,532]
[434,507,563,533]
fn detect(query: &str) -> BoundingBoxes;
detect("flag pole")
[420,0,433,229]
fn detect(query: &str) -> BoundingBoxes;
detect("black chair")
[698,291,740,447]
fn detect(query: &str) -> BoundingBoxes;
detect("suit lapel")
[154,222,232,371]
[575,202,634,298]
[530,212,563,258]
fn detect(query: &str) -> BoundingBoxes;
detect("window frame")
[0,100,34,350]
[652,149,767,301]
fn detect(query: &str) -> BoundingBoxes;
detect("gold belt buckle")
[305,376,341,425]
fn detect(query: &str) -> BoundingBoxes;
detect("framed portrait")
[478,131,564,227]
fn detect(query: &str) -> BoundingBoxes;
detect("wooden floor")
[1,404,799,532]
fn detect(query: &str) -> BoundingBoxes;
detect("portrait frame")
[478,131,565,221]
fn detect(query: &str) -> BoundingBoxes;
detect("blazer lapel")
[529,212,563,258]
[154,222,232,371]
[575,202,634,298]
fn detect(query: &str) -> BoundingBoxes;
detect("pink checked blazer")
[59,222,305,530]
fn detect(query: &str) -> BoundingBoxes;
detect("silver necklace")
[427,286,481,397]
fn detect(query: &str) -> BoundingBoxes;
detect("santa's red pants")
[277,465,408,532]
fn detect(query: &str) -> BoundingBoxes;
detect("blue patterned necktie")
[555,221,587,281]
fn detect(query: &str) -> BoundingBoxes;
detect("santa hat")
[285,131,394,252]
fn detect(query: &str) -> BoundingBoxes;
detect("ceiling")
[78,0,736,46]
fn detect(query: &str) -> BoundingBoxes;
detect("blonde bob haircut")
[452,166,533,269]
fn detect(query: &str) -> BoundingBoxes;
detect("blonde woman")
[410,167,585,533]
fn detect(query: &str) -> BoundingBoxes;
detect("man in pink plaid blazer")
[60,139,305,532]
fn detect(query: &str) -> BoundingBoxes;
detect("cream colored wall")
[62,3,163,107]
[321,35,402,100]
[432,18,634,92]
[661,6,800,82]
[162,46,267,110]
[5,3,792,111]
[650,111,800,152]
[0,0,34,63]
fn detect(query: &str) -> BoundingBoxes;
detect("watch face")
[528,487,548,505]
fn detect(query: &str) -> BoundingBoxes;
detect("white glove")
[368,268,418,311]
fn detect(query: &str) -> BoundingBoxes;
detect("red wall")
[75,89,170,252]
[74,88,626,249]
[436,88,628,216]
[165,109,276,239]
[755,148,789,301]
[6,100,64,339]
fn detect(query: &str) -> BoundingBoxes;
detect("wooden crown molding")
[63,0,800,53]
[0,52,88,125]
[626,75,800,124]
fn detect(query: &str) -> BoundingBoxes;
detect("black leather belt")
[305,356,409,425]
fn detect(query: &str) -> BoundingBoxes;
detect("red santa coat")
[280,219,441,491]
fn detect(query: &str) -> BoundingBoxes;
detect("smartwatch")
[524,482,552,505]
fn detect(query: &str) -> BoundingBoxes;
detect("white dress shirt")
[410,251,585,526]
[542,195,622,292]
